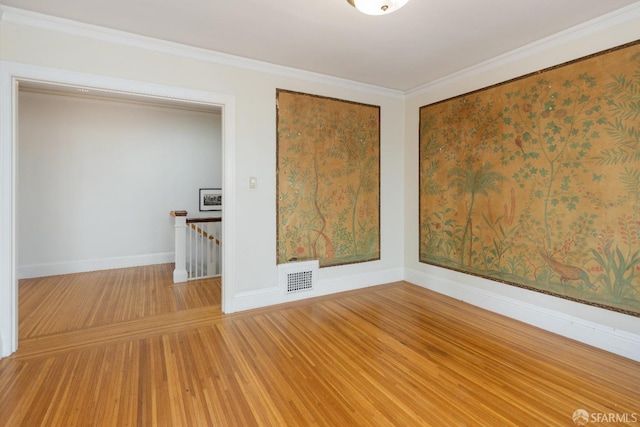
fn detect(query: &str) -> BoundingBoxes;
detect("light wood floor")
[1,265,638,426]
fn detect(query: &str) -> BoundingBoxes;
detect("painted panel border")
[277,89,380,268]
[419,40,640,316]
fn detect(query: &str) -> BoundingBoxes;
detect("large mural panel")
[277,90,380,267]
[419,41,640,316]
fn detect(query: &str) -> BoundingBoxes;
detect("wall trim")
[233,267,404,312]
[406,2,640,98]
[0,60,237,358]
[18,252,175,279]
[404,268,640,362]
[2,5,638,99]
[0,61,17,358]
[0,6,404,100]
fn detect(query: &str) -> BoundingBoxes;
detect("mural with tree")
[277,90,380,267]
[419,41,640,316]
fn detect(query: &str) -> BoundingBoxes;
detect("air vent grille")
[286,270,313,293]
[278,260,318,295]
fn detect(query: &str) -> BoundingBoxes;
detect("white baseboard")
[233,267,404,313]
[18,252,174,279]
[405,268,640,362]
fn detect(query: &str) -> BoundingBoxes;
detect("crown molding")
[0,6,405,99]
[1,4,637,101]
[406,2,640,98]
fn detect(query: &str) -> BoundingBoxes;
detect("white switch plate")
[249,176,257,189]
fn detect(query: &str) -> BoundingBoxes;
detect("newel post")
[171,210,188,283]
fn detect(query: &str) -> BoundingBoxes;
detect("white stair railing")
[171,211,221,282]
[187,219,222,280]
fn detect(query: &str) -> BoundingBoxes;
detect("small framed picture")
[199,188,222,211]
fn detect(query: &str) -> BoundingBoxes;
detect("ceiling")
[2,0,639,92]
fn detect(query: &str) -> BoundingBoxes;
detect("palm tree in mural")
[448,162,506,266]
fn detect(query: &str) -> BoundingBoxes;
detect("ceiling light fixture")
[347,0,409,15]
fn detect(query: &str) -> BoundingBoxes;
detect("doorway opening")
[0,63,236,357]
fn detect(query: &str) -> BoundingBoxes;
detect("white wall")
[2,5,639,361]
[0,5,406,358]
[404,5,640,360]
[17,90,221,277]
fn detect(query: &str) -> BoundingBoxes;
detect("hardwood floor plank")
[12,305,221,361]
[17,264,221,339]
[1,267,639,426]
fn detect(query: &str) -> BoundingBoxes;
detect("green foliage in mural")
[419,42,640,316]
[277,90,380,267]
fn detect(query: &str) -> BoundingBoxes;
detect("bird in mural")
[515,135,525,154]
[538,251,594,289]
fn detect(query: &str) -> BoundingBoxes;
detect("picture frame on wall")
[199,188,222,211]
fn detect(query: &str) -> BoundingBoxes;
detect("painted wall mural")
[277,90,380,267]
[419,41,640,316]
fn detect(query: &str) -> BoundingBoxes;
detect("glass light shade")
[347,0,410,15]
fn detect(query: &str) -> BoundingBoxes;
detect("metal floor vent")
[278,260,318,294]
[287,270,313,293]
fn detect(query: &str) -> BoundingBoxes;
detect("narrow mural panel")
[419,41,640,316]
[277,90,380,267]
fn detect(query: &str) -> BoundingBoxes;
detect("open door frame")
[0,61,237,358]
